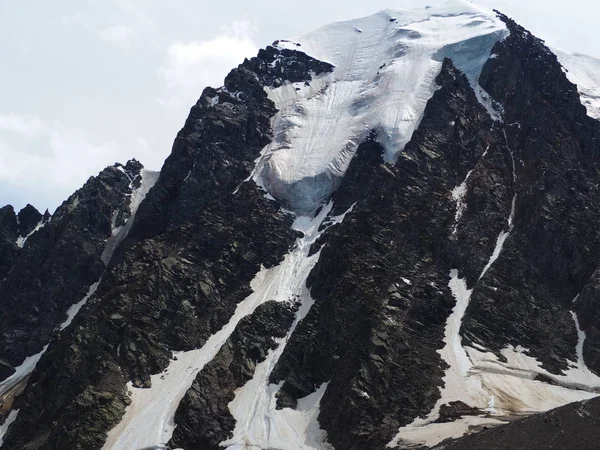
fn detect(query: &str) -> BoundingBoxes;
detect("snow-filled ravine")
[102,202,356,450]
[251,0,507,213]
[0,169,159,446]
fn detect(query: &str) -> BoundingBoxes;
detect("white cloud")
[159,19,258,109]
[0,113,46,139]
[0,116,155,212]
[97,0,154,49]
[99,24,135,49]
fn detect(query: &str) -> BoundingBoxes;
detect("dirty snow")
[252,0,506,213]
[554,48,600,120]
[103,203,345,450]
[0,346,48,400]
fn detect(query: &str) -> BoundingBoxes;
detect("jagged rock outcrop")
[0,206,19,281]
[1,46,331,450]
[16,204,43,238]
[0,160,143,374]
[0,204,50,281]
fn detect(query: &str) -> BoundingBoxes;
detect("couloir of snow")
[102,203,347,450]
[0,411,18,446]
[59,282,100,331]
[221,205,356,450]
[0,169,159,447]
[252,0,507,213]
[554,48,600,120]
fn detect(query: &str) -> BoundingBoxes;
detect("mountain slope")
[555,49,600,120]
[2,2,600,449]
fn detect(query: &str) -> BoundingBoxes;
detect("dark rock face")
[0,160,143,373]
[575,269,600,370]
[16,204,43,237]
[170,301,297,449]
[268,59,513,450]
[462,12,600,374]
[434,397,600,450]
[0,205,19,280]
[1,47,331,450]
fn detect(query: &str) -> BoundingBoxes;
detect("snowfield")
[554,48,600,120]
[253,0,507,213]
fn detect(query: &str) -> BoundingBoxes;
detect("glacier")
[253,0,507,213]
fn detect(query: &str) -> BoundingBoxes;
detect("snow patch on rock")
[0,410,19,447]
[15,219,47,248]
[101,169,159,264]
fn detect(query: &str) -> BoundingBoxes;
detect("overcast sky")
[1,0,599,213]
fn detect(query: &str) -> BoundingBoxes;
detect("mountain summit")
[2,2,600,449]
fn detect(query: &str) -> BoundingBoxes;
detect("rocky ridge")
[0,46,332,450]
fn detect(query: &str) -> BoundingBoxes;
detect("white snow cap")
[252,0,507,214]
[554,49,600,120]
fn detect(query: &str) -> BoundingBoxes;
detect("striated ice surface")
[252,0,507,213]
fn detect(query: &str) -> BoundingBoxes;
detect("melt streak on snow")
[103,203,347,450]
[554,48,600,120]
[252,0,506,213]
